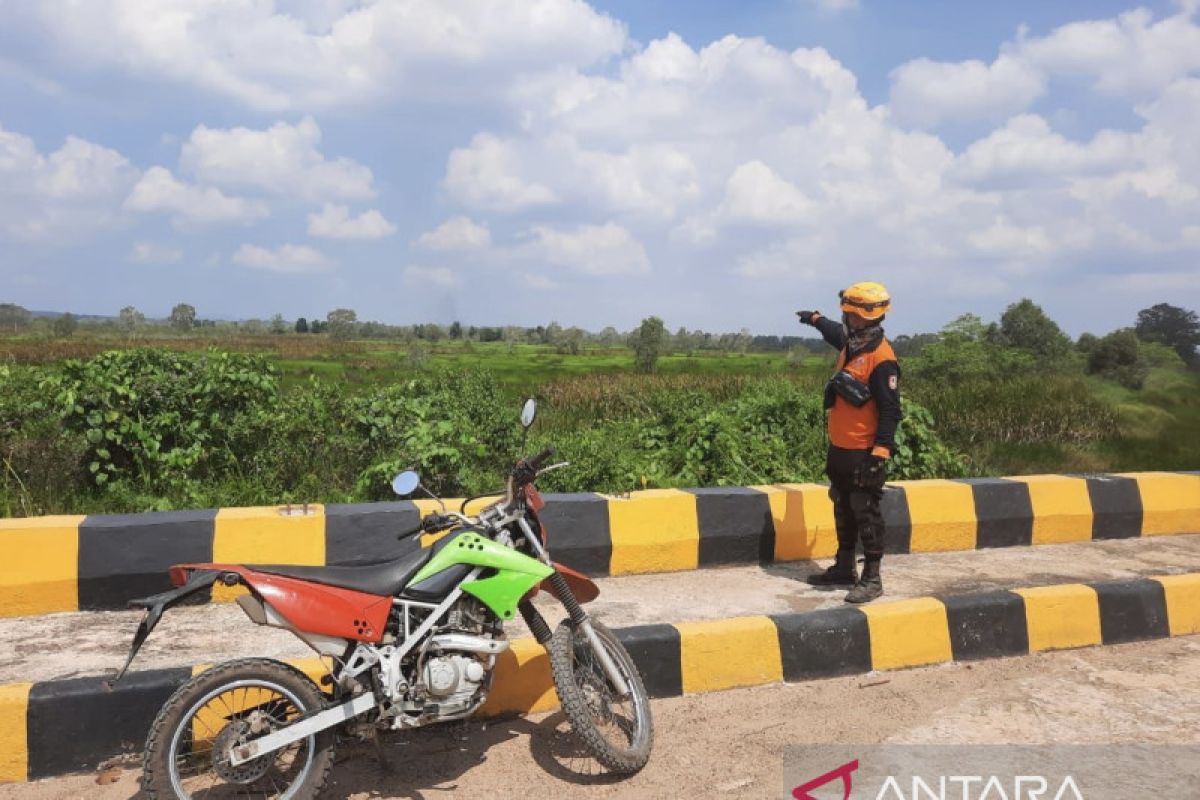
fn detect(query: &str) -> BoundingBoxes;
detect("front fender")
[524,562,600,604]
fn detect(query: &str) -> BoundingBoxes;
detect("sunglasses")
[838,291,887,312]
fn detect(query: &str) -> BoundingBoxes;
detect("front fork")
[518,579,631,698]
[515,516,631,697]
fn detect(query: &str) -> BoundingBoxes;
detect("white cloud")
[415,216,491,250]
[307,204,396,240]
[124,167,268,228]
[967,217,1055,258]
[28,0,628,112]
[720,160,815,225]
[522,272,557,290]
[129,242,183,264]
[1021,8,1200,97]
[402,265,461,288]
[889,6,1200,129]
[800,0,860,13]
[443,134,558,211]
[0,125,137,241]
[953,114,1136,186]
[889,55,1047,128]
[232,243,331,274]
[181,118,374,202]
[525,223,650,275]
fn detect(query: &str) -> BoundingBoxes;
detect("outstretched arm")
[797,311,846,350]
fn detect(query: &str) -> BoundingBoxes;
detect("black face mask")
[843,318,884,353]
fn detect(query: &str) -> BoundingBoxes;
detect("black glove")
[853,455,888,490]
[797,310,820,326]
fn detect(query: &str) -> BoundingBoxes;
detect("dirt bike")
[113,398,653,799]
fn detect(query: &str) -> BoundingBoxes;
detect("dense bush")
[0,350,969,514]
[1087,329,1148,389]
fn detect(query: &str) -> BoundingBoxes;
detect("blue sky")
[1,0,1198,336]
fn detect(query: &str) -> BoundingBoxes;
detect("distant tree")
[295,317,309,334]
[52,312,77,338]
[326,308,358,341]
[632,316,666,373]
[270,313,287,335]
[358,321,386,338]
[424,323,444,342]
[557,327,583,355]
[890,332,939,358]
[1075,332,1099,356]
[995,299,1071,360]
[0,303,32,332]
[449,321,463,340]
[1135,303,1200,365]
[1087,328,1148,389]
[310,319,326,334]
[169,303,196,332]
[119,305,145,334]
[598,326,621,347]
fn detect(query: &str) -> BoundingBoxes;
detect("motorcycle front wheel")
[142,658,335,799]
[548,619,654,774]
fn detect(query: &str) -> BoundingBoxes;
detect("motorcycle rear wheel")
[549,619,654,774]
[142,658,335,799]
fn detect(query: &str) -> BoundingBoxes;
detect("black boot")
[806,550,858,586]
[845,558,883,604]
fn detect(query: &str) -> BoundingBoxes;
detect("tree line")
[2,299,1197,381]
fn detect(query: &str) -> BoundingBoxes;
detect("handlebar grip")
[527,447,556,471]
[421,513,448,532]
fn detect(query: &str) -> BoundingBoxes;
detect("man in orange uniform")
[797,282,901,603]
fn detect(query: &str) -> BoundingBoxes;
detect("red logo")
[793,759,860,800]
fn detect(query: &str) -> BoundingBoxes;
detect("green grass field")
[273,341,814,391]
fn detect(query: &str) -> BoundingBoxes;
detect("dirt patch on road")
[5,636,1198,799]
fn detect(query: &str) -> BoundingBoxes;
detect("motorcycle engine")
[422,654,487,699]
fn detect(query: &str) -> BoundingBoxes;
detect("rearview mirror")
[391,471,420,497]
[520,398,537,429]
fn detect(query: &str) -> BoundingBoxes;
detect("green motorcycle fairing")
[409,529,553,620]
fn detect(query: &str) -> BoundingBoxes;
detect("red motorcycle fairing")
[173,563,391,643]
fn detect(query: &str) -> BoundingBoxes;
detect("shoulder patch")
[888,374,898,391]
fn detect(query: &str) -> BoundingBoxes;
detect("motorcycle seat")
[255,546,431,597]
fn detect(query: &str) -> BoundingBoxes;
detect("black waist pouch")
[825,370,872,408]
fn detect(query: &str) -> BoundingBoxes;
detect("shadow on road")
[322,711,626,799]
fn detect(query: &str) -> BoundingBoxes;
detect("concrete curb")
[1,472,1198,617]
[2,572,1197,783]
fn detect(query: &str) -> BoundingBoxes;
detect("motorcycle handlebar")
[527,447,556,471]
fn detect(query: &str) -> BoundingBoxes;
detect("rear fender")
[176,563,392,644]
[110,569,222,684]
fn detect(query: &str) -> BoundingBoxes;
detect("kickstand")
[369,728,395,774]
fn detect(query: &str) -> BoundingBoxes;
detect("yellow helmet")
[839,281,891,320]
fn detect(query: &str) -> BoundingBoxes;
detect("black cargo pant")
[825,446,885,564]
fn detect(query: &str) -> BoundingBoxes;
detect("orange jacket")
[812,315,902,455]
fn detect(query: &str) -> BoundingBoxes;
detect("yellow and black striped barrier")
[1,572,1197,783]
[0,472,1197,618]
